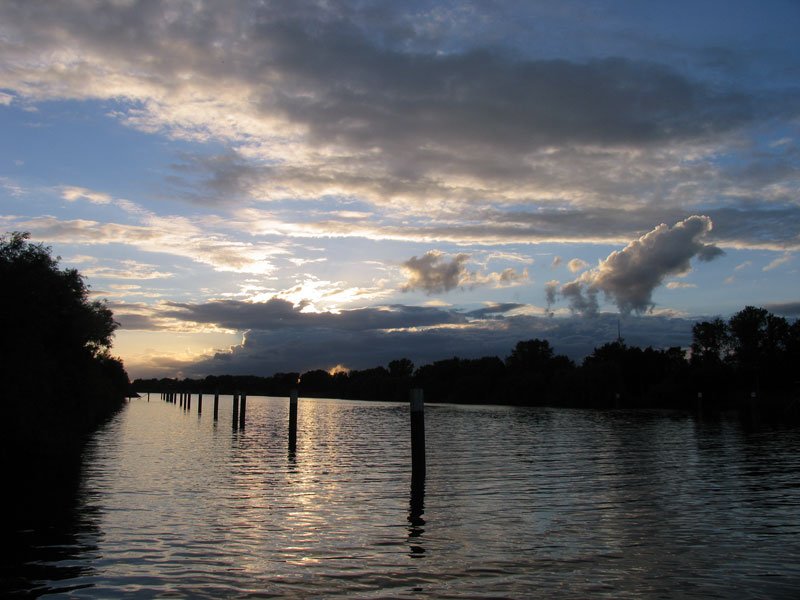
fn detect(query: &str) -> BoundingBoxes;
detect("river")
[6,396,800,597]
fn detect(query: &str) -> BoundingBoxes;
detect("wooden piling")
[289,389,298,452]
[213,390,219,420]
[187,392,191,411]
[197,392,203,414]
[239,393,247,428]
[410,388,426,480]
[232,393,240,428]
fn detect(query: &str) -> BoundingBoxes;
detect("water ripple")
[9,398,800,597]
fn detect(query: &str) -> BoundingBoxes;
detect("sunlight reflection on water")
[14,397,800,597]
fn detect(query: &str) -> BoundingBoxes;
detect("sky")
[1,0,799,379]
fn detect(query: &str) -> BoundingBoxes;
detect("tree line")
[1,232,130,475]
[135,306,800,415]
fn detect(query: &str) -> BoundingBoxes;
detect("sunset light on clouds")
[1,0,798,378]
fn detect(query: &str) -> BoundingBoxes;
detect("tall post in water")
[213,390,219,421]
[198,392,203,415]
[186,392,191,411]
[288,389,298,453]
[410,388,426,481]
[239,393,247,428]
[232,392,240,429]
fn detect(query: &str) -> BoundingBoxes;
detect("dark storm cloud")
[764,302,800,317]
[181,312,697,377]
[150,294,698,377]
[162,297,467,331]
[465,303,525,318]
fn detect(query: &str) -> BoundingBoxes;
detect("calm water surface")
[8,397,800,597]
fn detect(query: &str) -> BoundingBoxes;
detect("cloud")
[2,0,796,253]
[0,92,13,105]
[567,258,589,273]
[1,176,25,197]
[1,0,795,229]
[467,267,529,288]
[83,260,173,280]
[161,297,468,332]
[764,301,800,316]
[400,250,527,294]
[763,252,792,271]
[466,303,527,319]
[237,203,800,251]
[12,213,288,275]
[545,280,559,310]
[60,185,112,204]
[177,310,697,377]
[401,251,469,294]
[552,216,723,315]
[666,281,697,289]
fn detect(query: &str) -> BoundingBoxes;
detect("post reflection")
[407,472,426,557]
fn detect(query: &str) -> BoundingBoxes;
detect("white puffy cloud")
[567,258,589,273]
[553,216,724,315]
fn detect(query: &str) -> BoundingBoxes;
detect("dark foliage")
[1,232,130,471]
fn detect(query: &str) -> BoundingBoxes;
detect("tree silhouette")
[690,318,729,366]
[1,232,129,468]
